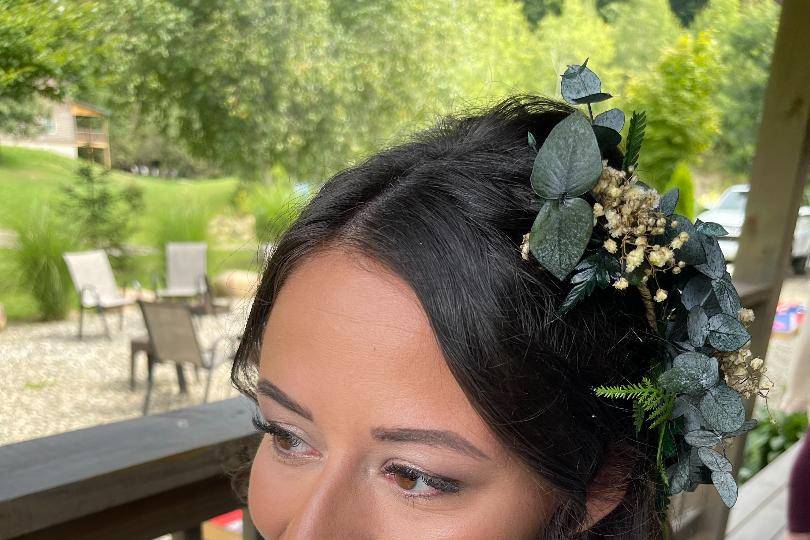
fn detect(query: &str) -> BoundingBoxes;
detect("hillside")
[0,147,238,244]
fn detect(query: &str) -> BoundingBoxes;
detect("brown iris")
[275,434,298,451]
[393,473,418,490]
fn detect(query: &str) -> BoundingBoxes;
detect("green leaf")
[666,215,706,265]
[530,113,603,199]
[594,108,625,132]
[559,277,596,315]
[696,235,727,279]
[528,132,537,152]
[687,305,710,347]
[712,275,741,317]
[711,471,738,507]
[622,110,646,173]
[708,313,750,351]
[700,384,746,433]
[682,274,713,310]
[698,447,733,472]
[685,430,722,447]
[660,189,680,216]
[561,60,604,105]
[559,253,620,314]
[696,220,728,237]
[529,198,594,281]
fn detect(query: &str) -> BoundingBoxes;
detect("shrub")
[739,408,808,484]
[664,161,697,220]
[249,179,312,244]
[60,161,143,271]
[12,208,77,320]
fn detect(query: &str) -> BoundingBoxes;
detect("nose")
[281,458,372,540]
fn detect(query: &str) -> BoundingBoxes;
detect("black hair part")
[232,95,666,539]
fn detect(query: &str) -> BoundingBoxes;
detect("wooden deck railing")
[0,398,261,540]
[75,130,109,147]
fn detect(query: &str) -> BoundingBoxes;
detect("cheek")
[247,438,301,539]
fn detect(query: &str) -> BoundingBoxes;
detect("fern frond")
[596,377,674,432]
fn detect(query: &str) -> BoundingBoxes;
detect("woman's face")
[249,249,553,539]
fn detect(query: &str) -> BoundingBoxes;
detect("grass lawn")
[0,146,239,242]
[0,147,260,322]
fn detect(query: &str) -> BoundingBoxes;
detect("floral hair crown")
[520,59,770,513]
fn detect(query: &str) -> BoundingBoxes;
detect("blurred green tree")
[692,0,780,175]
[0,0,101,153]
[624,32,720,190]
[665,161,697,219]
[603,0,681,78]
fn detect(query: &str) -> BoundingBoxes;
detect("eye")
[383,463,461,498]
[252,415,319,459]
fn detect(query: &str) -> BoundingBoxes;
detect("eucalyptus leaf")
[725,419,758,438]
[593,125,621,154]
[529,198,594,281]
[700,384,746,432]
[572,92,613,105]
[674,352,719,389]
[666,215,705,265]
[696,221,729,237]
[530,113,603,199]
[668,453,691,495]
[708,313,750,351]
[685,430,722,447]
[659,353,718,395]
[698,447,733,472]
[682,274,713,310]
[660,189,680,216]
[594,108,625,132]
[561,61,603,105]
[687,305,710,347]
[712,274,741,317]
[696,235,726,279]
[711,471,738,507]
[683,403,705,433]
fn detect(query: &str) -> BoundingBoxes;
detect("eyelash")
[383,463,461,497]
[251,414,462,498]
[252,415,317,459]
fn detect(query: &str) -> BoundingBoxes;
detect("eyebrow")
[371,427,489,460]
[257,379,313,421]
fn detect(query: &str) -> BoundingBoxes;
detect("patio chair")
[155,242,208,301]
[137,300,237,415]
[63,250,138,339]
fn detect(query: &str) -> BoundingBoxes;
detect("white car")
[697,184,810,273]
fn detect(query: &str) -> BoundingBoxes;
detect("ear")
[577,445,633,532]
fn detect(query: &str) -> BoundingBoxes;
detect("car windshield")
[715,190,748,212]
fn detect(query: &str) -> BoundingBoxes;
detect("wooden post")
[694,0,810,539]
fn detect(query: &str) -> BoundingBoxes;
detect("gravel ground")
[0,275,807,446]
[0,298,253,445]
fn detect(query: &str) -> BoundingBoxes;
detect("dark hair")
[232,95,666,539]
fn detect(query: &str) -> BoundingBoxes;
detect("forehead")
[259,248,486,435]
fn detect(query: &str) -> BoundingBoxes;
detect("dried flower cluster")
[592,165,688,299]
[717,308,772,398]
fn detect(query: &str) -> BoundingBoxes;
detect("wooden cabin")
[0,99,112,167]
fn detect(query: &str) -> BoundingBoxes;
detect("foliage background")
[0,0,779,189]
